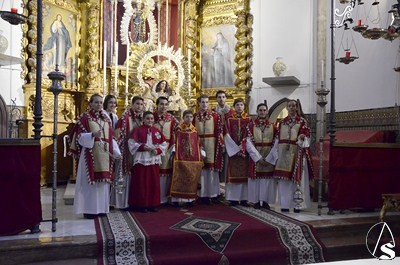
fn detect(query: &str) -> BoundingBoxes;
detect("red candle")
[358,19,362,26]
[345,51,351,58]
[11,8,18,13]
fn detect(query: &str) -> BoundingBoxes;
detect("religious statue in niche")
[119,0,189,110]
[131,1,147,43]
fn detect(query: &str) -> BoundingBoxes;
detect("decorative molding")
[202,4,237,16]
[202,16,236,27]
[181,0,251,109]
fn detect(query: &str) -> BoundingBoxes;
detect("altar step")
[1,213,399,265]
[308,214,400,261]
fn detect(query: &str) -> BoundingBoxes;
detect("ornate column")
[184,0,200,100]
[234,9,253,95]
[85,2,101,93]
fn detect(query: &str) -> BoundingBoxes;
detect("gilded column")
[234,9,252,93]
[85,3,101,92]
[184,0,200,99]
[24,0,38,83]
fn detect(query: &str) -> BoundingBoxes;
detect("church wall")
[332,0,400,112]
[249,0,400,115]
[0,0,25,108]
[249,0,316,115]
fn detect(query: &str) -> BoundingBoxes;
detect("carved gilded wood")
[21,0,101,184]
[180,0,252,109]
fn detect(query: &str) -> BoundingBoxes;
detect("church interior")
[1,0,400,264]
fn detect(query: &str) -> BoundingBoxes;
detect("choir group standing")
[68,91,314,218]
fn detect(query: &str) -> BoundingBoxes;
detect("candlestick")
[345,51,351,58]
[358,19,362,26]
[321,59,324,83]
[166,0,169,46]
[103,41,107,96]
[11,8,18,13]
[114,42,118,95]
[125,36,130,106]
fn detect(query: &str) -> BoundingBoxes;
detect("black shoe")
[262,202,271,210]
[186,201,195,207]
[148,207,158,212]
[201,197,211,205]
[240,201,249,207]
[83,213,96,219]
[172,202,180,208]
[140,208,148,213]
[294,209,301,213]
[253,202,261,209]
[280,208,289,213]
[211,196,220,203]
[229,201,239,206]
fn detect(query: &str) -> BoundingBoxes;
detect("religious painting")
[42,1,79,88]
[180,0,251,107]
[201,25,236,89]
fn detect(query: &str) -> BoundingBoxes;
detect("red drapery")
[328,143,400,209]
[0,139,42,236]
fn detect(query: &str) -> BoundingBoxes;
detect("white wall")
[250,0,400,115]
[331,0,400,112]
[0,0,25,107]
[250,0,316,115]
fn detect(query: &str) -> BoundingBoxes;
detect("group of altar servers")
[68,91,314,218]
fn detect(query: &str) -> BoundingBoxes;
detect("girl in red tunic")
[128,111,167,212]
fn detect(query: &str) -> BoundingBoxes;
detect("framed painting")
[41,0,80,89]
[201,24,237,89]
[180,0,252,107]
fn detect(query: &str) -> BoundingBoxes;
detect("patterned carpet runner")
[95,204,325,265]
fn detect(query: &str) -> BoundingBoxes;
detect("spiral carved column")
[185,0,200,99]
[85,3,100,93]
[234,10,252,94]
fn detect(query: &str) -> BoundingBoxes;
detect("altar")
[0,139,42,236]
[328,142,400,210]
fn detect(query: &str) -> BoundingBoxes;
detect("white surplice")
[74,133,121,215]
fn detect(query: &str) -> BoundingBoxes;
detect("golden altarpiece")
[21,0,253,185]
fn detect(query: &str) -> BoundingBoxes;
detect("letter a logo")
[366,222,396,260]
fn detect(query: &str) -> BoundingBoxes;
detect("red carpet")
[95,203,326,265]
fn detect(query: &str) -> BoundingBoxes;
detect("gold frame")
[21,0,102,184]
[180,0,253,109]
[41,1,81,90]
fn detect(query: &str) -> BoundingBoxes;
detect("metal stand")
[317,138,326,216]
[33,0,43,140]
[315,80,330,215]
[326,0,357,216]
[48,67,65,232]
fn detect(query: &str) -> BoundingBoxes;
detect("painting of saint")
[212,32,234,87]
[43,14,72,71]
[201,25,236,89]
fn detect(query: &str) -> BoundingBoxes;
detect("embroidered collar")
[196,110,213,121]
[282,115,300,124]
[180,122,196,132]
[233,111,248,119]
[88,109,106,121]
[215,104,231,114]
[130,109,142,120]
[254,118,270,127]
[154,112,172,122]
